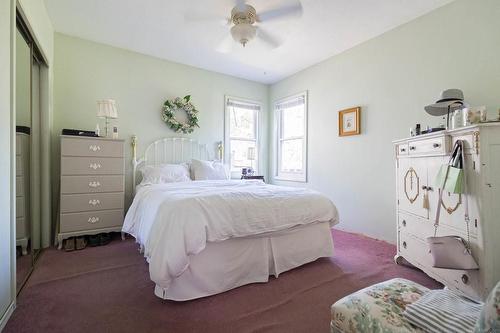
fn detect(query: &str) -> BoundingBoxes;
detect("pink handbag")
[427,140,479,270]
[427,236,478,269]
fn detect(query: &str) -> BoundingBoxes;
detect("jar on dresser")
[393,123,500,300]
[57,135,125,249]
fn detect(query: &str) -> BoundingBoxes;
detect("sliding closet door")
[15,27,33,292]
[15,13,45,292]
[0,0,14,324]
[31,59,41,254]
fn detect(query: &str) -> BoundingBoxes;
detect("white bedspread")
[123,180,338,290]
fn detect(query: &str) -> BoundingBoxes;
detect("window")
[225,97,261,178]
[275,92,307,182]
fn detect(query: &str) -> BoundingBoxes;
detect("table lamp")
[97,99,118,137]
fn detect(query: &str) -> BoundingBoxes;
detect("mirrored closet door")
[15,15,44,292]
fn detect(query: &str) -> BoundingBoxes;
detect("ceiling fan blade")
[216,35,235,53]
[184,11,230,25]
[257,1,303,22]
[256,27,282,49]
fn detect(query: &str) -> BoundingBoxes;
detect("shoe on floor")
[75,236,87,250]
[64,238,76,252]
[99,233,111,246]
[88,235,100,247]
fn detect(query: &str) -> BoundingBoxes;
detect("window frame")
[224,95,262,179]
[274,91,308,182]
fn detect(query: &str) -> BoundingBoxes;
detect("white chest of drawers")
[57,135,125,248]
[394,123,500,300]
[16,132,30,255]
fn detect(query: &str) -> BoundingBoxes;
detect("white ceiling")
[44,0,454,84]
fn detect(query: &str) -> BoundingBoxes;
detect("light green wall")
[269,0,500,243]
[52,0,500,244]
[53,33,269,208]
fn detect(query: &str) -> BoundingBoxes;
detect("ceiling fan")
[185,0,303,52]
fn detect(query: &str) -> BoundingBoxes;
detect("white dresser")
[16,132,30,255]
[57,135,125,248]
[394,123,500,300]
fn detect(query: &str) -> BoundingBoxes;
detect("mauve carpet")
[5,229,441,333]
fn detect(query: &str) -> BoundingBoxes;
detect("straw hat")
[425,89,466,116]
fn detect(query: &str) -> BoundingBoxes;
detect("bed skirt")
[154,222,334,301]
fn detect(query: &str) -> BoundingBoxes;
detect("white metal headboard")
[131,136,218,194]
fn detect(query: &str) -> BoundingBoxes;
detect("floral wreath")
[162,95,199,134]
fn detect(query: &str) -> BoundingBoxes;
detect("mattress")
[123,180,339,300]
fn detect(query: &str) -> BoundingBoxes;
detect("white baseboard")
[0,301,15,332]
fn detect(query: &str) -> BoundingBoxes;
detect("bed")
[123,137,339,301]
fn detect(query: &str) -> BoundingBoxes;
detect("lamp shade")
[97,99,118,119]
[247,146,256,160]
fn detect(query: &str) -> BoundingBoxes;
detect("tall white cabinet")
[394,123,500,300]
[16,133,30,255]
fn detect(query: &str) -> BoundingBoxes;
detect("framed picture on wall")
[338,107,361,136]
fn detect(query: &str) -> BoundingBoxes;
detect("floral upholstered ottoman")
[330,278,428,333]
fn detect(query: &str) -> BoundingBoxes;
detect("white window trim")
[274,91,308,182]
[224,95,262,179]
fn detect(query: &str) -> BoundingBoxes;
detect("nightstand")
[241,175,265,182]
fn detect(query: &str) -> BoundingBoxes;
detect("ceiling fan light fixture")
[230,23,257,47]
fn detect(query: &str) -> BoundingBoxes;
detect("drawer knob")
[402,220,406,227]
[400,148,406,152]
[461,274,469,285]
[89,163,102,170]
[88,216,100,224]
[433,143,441,148]
[402,241,407,249]
[89,181,101,188]
[409,146,416,151]
[88,199,101,206]
[89,145,101,152]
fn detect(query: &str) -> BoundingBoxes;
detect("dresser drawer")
[16,135,22,156]
[16,217,28,239]
[400,230,481,299]
[60,192,124,213]
[399,231,430,268]
[16,155,23,176]
[60,209,123,233]
[61,175,125,194]
[61,157,124,175]
[61,137,124,157]
[398,212,476,242]
[408,136,450,156]
[396,143,408,156]
[436,267,481,300]
[399,213,434,241]
[16,176,24,197]
[16,196,25,218]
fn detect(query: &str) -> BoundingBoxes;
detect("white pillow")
[140,163,191,184]
[191,159,229,180]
